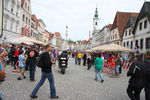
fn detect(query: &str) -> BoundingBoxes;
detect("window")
[129,29,131,35]
[16,12,18,16]
[136,40,138,47]
[95,22,97,25]
[10,21,13,31]
[117,42,119,45]
[23,15,25,21]
[140,39,143,49]
[113,35,114,39]
[115,34,117,39]
[124,42,125,47]
[4,19,7,29]
[11,8,13,13]
[29,19,30,25]
[144,20,147,29]
[125,31,127,36]
[146,38,150,49]
[26,17,28,23]
[127,41,129,47]
[25,2,27,8]
[139,22,142,30]
[16,24,18,32]
[28,6,30,11]
[131,41,133,49]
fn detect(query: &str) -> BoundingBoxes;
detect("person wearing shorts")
[17,50,26,80]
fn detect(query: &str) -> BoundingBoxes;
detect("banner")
[0,0,3,38]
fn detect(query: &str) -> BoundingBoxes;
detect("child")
[110,59,116,77]
[17,50,26,80]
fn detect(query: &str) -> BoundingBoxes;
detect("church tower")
[93,7,99,30]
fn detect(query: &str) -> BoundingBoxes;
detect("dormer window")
[144,20,147,29]
[139,22,142,30]
[125,31,127,36]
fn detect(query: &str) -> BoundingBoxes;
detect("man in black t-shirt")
[26,45,39,82]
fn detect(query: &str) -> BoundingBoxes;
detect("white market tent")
[6,36,44,45]
[91,44,134,52]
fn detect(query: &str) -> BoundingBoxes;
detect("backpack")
[29,50,35,58]
[37,52,44,68]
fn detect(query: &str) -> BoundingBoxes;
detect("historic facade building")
[132,2,150,54]
[3,0,21,41]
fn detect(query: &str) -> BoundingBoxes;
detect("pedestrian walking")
[27,45,39,82]
[82,52,87,66]
[77,52,82,65]
[17,50,26,80]
[119,55,123,74]
[115,55,121,77]
[110,59,115,77]
[10,44,16,66]
[30,43,59,99]
[14,46,19,69]
[74,52,78,65]
[87,53,91,70]
[127,55,146,100]
[144,51,150,100]
[94,54,104,83]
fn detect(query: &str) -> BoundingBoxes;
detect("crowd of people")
[0,43,60,99]
[72,51,150,100]
[0,43,150,100]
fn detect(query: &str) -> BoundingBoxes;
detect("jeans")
[95,69,104,81]
[78,58,81,65]
[75,57,78,64]
[0,91,2,100]
[31,72,56,97]
[29,63,36,81]
[115,65,120,74]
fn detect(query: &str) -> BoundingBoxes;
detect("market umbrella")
[93,44,134,52]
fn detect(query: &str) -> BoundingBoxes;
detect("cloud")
[31,0,148,41]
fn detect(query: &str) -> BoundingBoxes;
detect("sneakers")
[23,76,26,79]
[101,80,104,83]
[17,77,22,80]
[30,95,38,99]
[50,96,59,99]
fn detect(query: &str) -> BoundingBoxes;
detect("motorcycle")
[59,57,67,74]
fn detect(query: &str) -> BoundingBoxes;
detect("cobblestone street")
[0,58,145,100]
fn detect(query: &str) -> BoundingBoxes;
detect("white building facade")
[3,0,21,41]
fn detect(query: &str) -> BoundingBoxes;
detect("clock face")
[0,0,3,38]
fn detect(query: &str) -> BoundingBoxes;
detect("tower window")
[95,22,97,25]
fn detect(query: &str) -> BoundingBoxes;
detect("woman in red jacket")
[14,46,19,69]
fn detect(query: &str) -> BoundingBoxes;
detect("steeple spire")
[94,6,98,18]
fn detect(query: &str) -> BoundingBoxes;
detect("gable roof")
[111,11,138,38]
[133,2,150,34]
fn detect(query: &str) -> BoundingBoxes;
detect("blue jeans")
[95,69,104,81]
[0,91,2,100]
[31,72,56,97]
[29,63,36,81]
[75,57,78,64]
[115,65,120,74]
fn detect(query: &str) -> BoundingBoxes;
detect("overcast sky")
[31,0,149,41]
